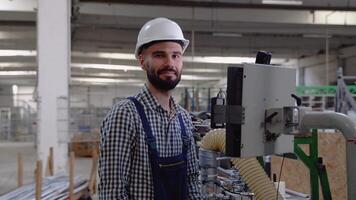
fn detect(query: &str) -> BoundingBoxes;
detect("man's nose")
[164,55,175,66]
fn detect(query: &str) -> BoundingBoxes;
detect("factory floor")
[0,142,98,199]
[0,142,311,200]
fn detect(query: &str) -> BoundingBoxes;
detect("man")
[98,17,202,200]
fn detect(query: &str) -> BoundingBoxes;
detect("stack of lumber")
[0,148,98,200]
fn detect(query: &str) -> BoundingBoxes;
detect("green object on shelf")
[294,129,332,200]
[296,85,356,96]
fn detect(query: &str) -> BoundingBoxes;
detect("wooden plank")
[70,140,99,157]
[17,152,23,187]
[49,147,54,176]
[88,149,98,194]
[271,132,347,200]
[45,147,54,177]
[36,160,42,200]
[72,188,90,200]
[69,151,75,200]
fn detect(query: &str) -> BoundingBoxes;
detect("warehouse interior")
[1,0,356,199]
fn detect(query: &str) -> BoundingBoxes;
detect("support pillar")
[37,0,71,172]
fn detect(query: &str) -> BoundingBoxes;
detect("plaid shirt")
[98,85,202,199]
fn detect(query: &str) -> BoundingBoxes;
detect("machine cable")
[276,155,285,200]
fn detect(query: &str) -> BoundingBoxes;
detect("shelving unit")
[296,86,356,111]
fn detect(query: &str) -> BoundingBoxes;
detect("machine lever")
[265,112,278,123]
[291,94,302,106]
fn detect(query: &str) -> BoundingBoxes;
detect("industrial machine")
[336,67,356,115]
[200,63,356,199]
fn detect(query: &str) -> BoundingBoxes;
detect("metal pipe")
[300,111,356,139]
[300,111,356,199]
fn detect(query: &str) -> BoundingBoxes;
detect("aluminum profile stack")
[0,173,88,200]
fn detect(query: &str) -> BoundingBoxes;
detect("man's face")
[140,42,183,91]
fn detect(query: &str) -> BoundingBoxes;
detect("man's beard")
[146,65,181,91]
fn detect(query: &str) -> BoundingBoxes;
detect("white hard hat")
[135,17,189,58]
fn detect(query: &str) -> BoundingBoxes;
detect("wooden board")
[271,131,347,200]
[70,140,99,157]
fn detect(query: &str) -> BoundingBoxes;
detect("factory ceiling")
[0,0,356,87]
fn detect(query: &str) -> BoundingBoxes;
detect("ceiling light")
[262,0,303,5]
[181,75,221,81]
[0,62,36,67]
[0,50,36,57]
[71,77,143,84]
[72,51,275,64]
[0,71,36,75]
[184,68,221,73]
[184,56,255,64]
[72,63,141,71]
[72,52,135,60]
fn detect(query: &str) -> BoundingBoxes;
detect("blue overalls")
[128,97,189,200]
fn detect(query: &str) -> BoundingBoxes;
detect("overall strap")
[127,97,157,151]
[177,113,189,153]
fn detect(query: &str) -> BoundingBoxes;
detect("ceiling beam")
[78,3,356,26]
[80,0,356,11]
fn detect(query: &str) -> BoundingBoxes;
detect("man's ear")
[139,54,147,71]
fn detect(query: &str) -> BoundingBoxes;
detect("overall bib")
[128,97,189,200]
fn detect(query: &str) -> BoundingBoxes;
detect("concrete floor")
[0,142,98,199]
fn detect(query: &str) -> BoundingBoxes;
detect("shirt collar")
[139,84,180,115]
[140,84,161,111]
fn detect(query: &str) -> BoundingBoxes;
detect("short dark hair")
[138,40,184,56]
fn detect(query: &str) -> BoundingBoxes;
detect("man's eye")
[173,54,181,59]
[154,54,164,58]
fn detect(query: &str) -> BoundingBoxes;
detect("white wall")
[344,56,356,75]
[297,45,356,85]
[298,54,338,85]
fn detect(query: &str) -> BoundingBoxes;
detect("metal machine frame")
[294,129,332,200]
[223,64,296,157]
[212,64,356,199]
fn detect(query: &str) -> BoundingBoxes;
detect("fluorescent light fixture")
[71,77,143,84]
[184,68,221,73]
[72,52,135,60]
[93,72,134,77]
[72,63,141,71]
[0,50,36,56]
[72,51,267,64]
[0,62,35,67]
[212,32,242,37]
[262,0,303,5]
[0,71,36,75]
[184,56,256,64]
[181,75,221,81]
[0,49,284,66]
